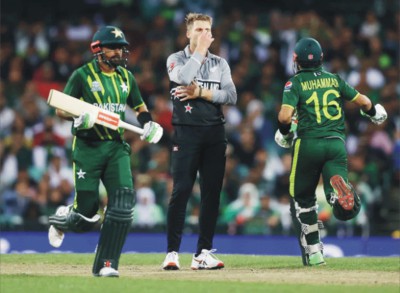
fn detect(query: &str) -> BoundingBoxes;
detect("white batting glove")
[360,104,387,125]
[73,111,96,130]
[275,130,294,149]
[140,121,163,143]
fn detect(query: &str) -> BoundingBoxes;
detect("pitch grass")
[1,254,399,293]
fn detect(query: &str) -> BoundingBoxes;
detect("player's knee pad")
[49,207,101,233]
[330,184,361,221]
[290,199,324,265]
[105,187,135,223]
[92,188,136,275]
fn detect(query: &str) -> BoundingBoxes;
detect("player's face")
[100,45,129,68]
[187,20,211,46]
[102,45,123,60]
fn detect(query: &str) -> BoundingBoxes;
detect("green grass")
[1,254,399,293]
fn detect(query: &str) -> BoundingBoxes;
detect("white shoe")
[99,267,119,277]
[191,249,224,270]
[48,225,65,248]
[48,205,71,248]
[162,251,180,270]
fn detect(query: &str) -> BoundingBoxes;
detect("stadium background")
[0,0,399,245]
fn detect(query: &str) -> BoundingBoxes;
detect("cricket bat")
[47,89,144,135]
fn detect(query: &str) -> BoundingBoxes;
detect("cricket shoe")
[330,175,354,211]
[191,249,224,270]
[162,251,180,270]
[99,267,119,277]
[308,251,326,266]
[48,205,71,248]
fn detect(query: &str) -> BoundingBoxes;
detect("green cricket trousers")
[289,137,348,207]
[72,137,133,217]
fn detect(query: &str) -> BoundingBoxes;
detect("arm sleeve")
[167,52,204,86]
[63,70,82,98]
[211,58,237,105]
[336,74,359,101]
[126,73,145,110]
[282,78,299,108]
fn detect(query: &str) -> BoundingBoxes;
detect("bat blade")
[47,89,143,135]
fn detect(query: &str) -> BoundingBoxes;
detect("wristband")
[278,120,291,135]
[137,111,153,127]
[364,105,376,117]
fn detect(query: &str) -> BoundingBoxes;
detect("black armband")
[278,120,291,135]
[137,112,153,127]
[364,105,376,117]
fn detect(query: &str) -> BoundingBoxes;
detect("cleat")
[48,205,71,248]
[308,251,326,266]
[330,175,354,211]
[191,249,224,270]
[162,251,180,270]
[98,267,119,277]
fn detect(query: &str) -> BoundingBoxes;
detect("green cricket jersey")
[64,59,145,140]
[282,66,359,140]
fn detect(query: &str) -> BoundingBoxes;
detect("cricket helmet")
[91,26,129,49]
[293,37,323,69]
[90,26,129,68]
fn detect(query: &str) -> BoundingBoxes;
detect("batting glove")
[275,129,294,149]
[360,104,387,125]
[140,121,163,143]
[73,111,96,130]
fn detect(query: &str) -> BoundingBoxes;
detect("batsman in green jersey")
[48,26,163,277]
[275,38,387,266]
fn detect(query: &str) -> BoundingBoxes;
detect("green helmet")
[90,26,129,68]
[91,26,129,50]
[293,37,323,68]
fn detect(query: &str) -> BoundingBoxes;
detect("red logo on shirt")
[284,81,292,90]
[168,62,175,73]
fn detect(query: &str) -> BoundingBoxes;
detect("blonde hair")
[185,13,213,30]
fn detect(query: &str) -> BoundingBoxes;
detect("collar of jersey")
[298,66,323,73]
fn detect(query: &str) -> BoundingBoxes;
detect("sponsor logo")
[168,62,175,73]
[91,81,102,92]
[284,81,292,91]
[97,111,119,127]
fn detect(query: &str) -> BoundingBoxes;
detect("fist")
[140,121,163,143]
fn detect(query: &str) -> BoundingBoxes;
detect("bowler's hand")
[196,31,214,55]
[140,121,163,143]
[175,82,202,101]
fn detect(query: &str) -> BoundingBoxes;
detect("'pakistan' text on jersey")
[64,59,145,140]
[282,67,359,140]
[167,46,236,126]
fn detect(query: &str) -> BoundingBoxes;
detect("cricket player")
[275,37,387,266]
[162,13,237,270]
[48,26,163,277]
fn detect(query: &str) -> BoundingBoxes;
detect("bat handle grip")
[118,121,144,135]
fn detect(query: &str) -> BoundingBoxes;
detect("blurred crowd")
[0,0,399,238]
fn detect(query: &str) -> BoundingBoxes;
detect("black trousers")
[167,124,227,254]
